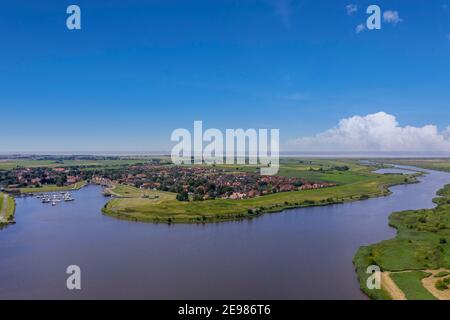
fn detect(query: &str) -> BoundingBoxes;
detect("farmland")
[0,192,15,227]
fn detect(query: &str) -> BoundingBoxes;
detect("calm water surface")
[1,166,450,299]
[374,168,419,175]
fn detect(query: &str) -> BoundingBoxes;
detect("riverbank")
[0,192,16,228]
[353,183,450,300]
[386,159,450,173]
[102,172,418,224]
[0,181,86,229]
[17,181,87,194]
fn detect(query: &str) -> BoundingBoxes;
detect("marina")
[35,192,75,205]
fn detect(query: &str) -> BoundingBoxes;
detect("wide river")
[1,166,450,299]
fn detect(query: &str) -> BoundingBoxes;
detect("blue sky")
[1,0,450,152]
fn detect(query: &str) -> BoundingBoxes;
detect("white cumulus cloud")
[346,4,358,15]
[383,10,402,25]
[288,112,450,152]
[355,24,366,34]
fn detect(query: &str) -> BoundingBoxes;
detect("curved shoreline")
[0,181,87,230]
[0,193,16,229]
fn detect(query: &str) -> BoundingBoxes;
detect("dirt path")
[0,194,7,222]
[381,272,406,300]
[422,269,450,300]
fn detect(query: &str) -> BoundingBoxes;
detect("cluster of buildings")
[91,176,114,187]
[0,167,82,189]
[1,163,335,201]
[96,165,334,200]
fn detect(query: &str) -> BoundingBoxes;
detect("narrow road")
[422,269,450,300]
[0,194,8,222]
[382,272,406,300]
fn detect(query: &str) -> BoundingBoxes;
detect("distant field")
[19,181,87,193]
[276,159,384,184]
[277,166,370,184]
[206,159,377,184]
[387,159,450,173]
[0,160,57,170]
[0,159,161,170]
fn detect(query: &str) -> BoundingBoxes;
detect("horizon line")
[2,151,450,158]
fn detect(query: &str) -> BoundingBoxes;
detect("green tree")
[176,191,189,202]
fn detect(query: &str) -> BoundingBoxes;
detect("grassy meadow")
[0,192,16,227]
[386,159,450,173]
[389,271,436,300]
[0,158,164,171]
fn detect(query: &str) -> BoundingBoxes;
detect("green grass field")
[103,159,412,223]
[390,271,436,300]
[6,196,15,220]
[18,181,87,193]
[354,183,450,300]
[0,158,163,171]
[216,159,376,184]
[386,159,450,173]
[434,271,450,278]
[0,192,16,227]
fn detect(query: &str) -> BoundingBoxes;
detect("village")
[91,164,334,201]
[0,164,334,202]
[0,167,83,190]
